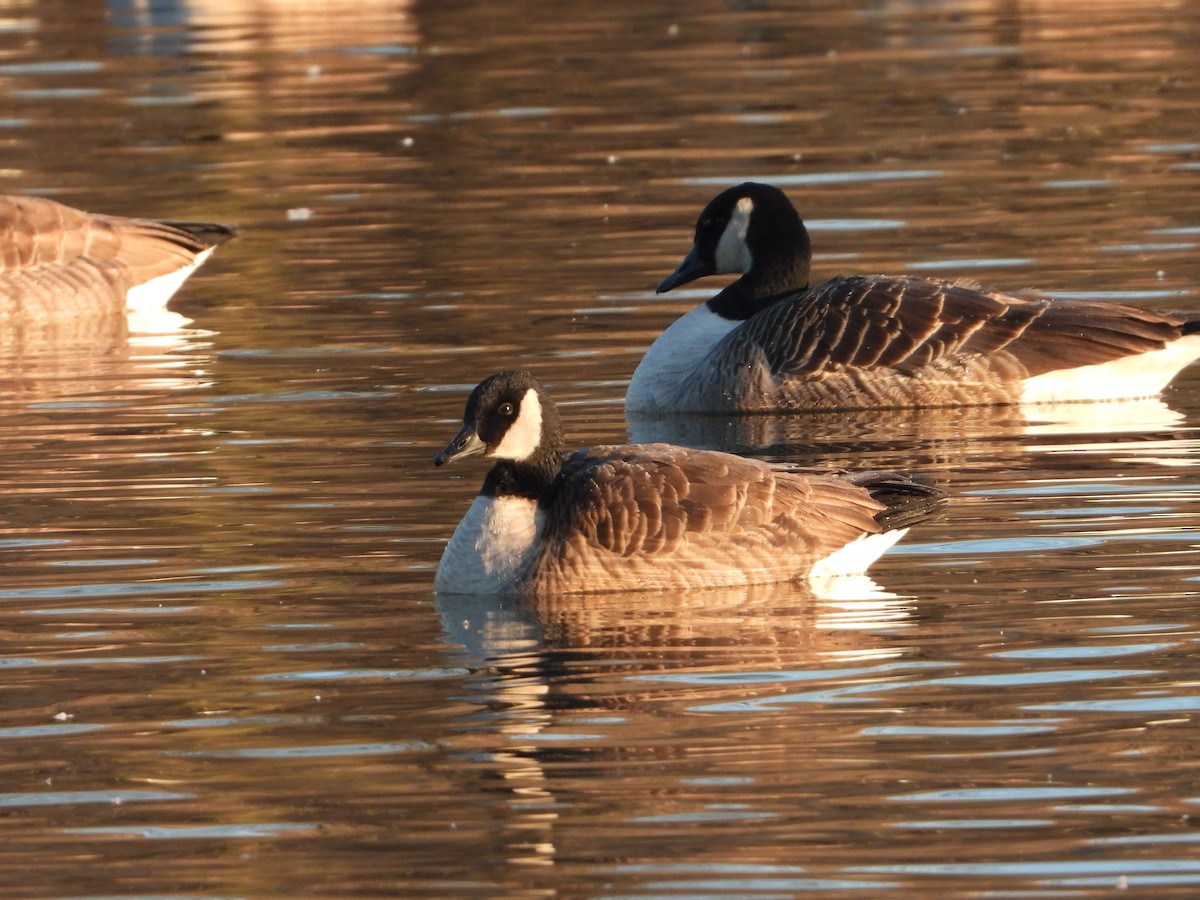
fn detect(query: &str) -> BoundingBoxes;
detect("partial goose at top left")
[0,195,236,324]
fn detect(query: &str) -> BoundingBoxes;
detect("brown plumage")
[0,195,235,323]
[628,182,1200,412]
[434,371,945,595]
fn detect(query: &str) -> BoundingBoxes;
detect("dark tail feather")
[845,471,948,531]
[1181,317,1200,337]
[162,220,239,248]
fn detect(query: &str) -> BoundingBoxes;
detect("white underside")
[1020,334,1200,403]
[626,304,738,412]
[435,495,544,595]
[124,246,214,314]
[808,528,906,580]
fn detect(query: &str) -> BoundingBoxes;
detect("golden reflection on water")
[0,313,212,400]
[0,0,1199,896]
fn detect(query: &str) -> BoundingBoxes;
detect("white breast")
[434,495,544,594]
[626,304,739,412]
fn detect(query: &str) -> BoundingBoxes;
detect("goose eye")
[498,402,515,416]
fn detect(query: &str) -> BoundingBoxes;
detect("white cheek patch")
[492,388,543,461]
[714,196,755,274]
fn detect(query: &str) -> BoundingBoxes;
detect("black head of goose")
[627,182,1200,414]
[433,370,946,596]
[0,195,236,324]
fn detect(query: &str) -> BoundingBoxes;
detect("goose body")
[434,371,945,596]
[627,182,1200,413]
[0,195,235,323]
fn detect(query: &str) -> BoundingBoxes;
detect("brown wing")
[0,195,234,318]
[724,274,1197,380]
[543,443,887,560]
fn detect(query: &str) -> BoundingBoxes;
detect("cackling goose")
[434,370,945,596]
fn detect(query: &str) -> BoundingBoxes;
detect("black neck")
[708,270,810,320]
[480,452,562,501]
[707,237,812,321]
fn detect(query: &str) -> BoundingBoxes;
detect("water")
[2,0,1200,896]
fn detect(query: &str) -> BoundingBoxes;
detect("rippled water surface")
[3,0,1200,897]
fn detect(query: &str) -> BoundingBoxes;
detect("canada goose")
[433,370,945,596]
[626,182,1200,413]
[0,195,235,323]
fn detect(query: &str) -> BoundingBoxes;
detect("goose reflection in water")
[438,577,914,669]
[627,396,1190,475]
[431,577,924,878]
[0,313,221,401]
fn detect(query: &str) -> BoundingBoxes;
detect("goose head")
[434,371,566,495]
[657,182,814,312]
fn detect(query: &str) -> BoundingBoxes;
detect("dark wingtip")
[849,471,949,531]
[163,221,239,247]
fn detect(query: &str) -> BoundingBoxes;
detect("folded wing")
[727,274,1196,381]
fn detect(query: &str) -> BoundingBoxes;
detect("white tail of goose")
[433,371,946,596]
[0,195,236,324]
[627,182,1200,413]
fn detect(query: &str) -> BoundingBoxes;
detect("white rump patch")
[492,388,543,461]
[809,528,906,580]
[124,246,214,313]
[714,195,755,274]
[435,495,544,594]
[1020,334,1200,404]
[626,304,740,412]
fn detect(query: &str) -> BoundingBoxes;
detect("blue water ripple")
[63,823,317,839]
[0,789,194,807]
